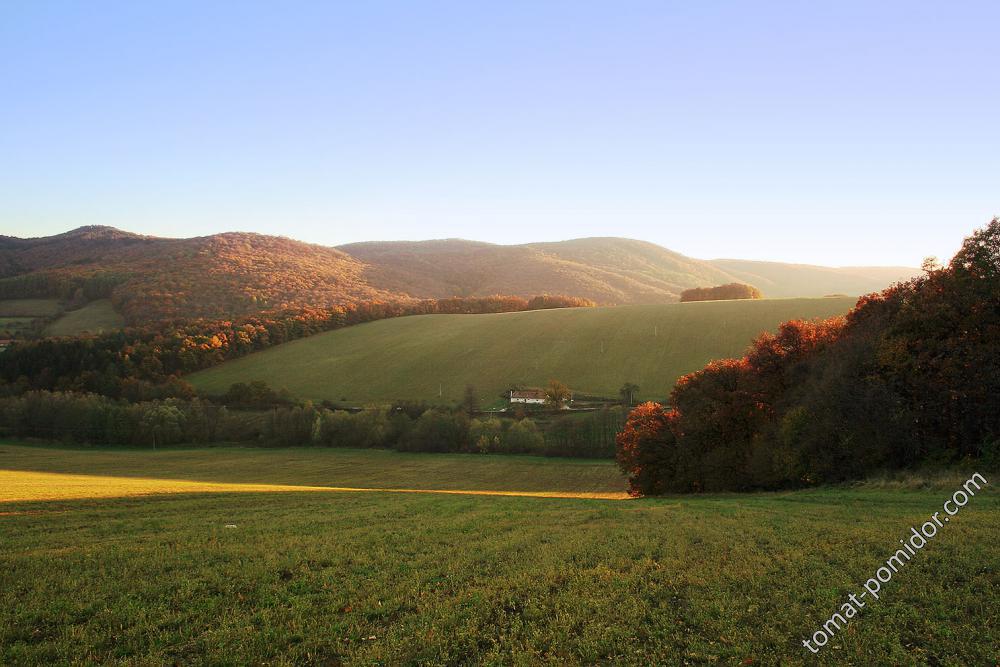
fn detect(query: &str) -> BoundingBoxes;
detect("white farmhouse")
[509,389,547,405]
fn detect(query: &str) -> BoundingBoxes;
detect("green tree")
[619,382,640,406]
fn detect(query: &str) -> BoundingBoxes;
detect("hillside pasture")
[0,317,36,336]
[187,297,856,404]
[43,299,124,336]
[0,298,61,317]
[0,444,996,664]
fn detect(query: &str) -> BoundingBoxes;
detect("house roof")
[510,389,547,400]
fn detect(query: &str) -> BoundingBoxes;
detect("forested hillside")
[707,258,917,298]
[0,226,397,323]
[342,237,917,303]
[0,226,917,326]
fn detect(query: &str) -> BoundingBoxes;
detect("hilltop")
[0,226,917,326]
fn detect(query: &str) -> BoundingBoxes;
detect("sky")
[1,1,997,267]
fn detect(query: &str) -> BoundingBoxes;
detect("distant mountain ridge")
[0,226,919,325]
[340,237,918,304]
[706,258,919,299]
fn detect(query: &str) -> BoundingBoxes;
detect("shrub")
[471,417,503,453]
[402,409,470,453]
[679,283,762,302]
[502,418,545,454]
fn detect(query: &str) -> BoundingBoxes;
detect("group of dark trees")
[0,388,623,458]
[0,294,594,400]
[618,219,1000,494]
[679,283,762,302]
[0,270,124,304]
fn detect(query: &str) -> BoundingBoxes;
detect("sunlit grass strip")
[0,470,629,503]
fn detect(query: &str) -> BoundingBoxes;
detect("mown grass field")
[1,443,996,665]
[188,297,855,404]
[43,299,125,336]
[0,298,62,317]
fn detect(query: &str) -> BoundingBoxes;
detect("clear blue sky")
[1,1,997,266]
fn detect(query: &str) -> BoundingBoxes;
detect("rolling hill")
[338,237,742,304]
[187,296,857,404]
[0,226,917,326]
[0,226,399,324]
[339,237,918,304]
[706,258,919,298]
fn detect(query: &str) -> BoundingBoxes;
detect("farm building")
[509,389,546,404]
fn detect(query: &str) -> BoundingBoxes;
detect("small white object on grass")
[224,524,238,529]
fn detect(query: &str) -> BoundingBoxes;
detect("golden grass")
[0,444,630,502]
[0,469,629,502]
[0,470,628,503]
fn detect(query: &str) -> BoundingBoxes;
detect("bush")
[401,409,471,453]
[470,417,503,453]
[679,283,762,302]
[502,418,545,454]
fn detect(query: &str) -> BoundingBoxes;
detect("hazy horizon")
[2,2,997,266]
[9,223,930,270]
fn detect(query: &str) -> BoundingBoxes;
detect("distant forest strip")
[617,219,1000,494]
[0,391,624,459]
[0,294,594,400]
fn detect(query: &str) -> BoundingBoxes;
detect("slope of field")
[1,444,996,664]
[708,258,918,298]
[0,298,61,317]
[188,297,856,403]
[0,298,64,337]
[43,299,124,336]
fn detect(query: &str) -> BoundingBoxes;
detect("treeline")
[679,282,762,302]
[421,294,594,313]
[0,294,594,400]
[0,271,124,304]
[0,390,622,458]
[618,219,1000,494]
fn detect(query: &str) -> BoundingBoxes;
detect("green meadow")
[0,299,62,318]
[0,298,124,338]
[1,444,996,665]
[188,297,856,404]
[43,299,125,336]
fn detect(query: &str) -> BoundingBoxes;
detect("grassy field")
[43,299,125,336]
[0,316,36,336]
[0,298,62,317]
[188,297,856,404]
[1,443,996,665]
